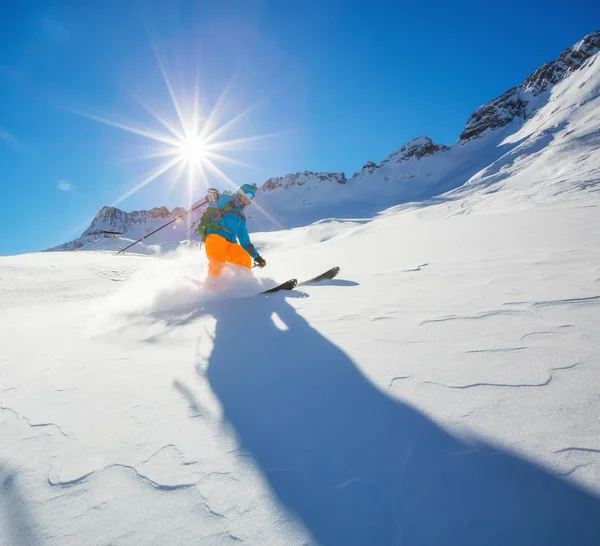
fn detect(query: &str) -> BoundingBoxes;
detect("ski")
[258,267,340,295]
[260,278,298,294]
[298,266,340,286]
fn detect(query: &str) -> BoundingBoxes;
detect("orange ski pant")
[205,234,252,277]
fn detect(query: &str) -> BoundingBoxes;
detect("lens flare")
[71,43,290,229]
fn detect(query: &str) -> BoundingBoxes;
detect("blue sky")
[0,0,598,255]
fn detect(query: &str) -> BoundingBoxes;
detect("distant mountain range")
[51,30,600,253]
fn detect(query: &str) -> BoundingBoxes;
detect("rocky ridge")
[460,30,600,141]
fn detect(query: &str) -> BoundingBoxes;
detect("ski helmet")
[236,184,257,203]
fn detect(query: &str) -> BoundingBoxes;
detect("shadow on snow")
[198,294,600,546]
[0,463,40,545]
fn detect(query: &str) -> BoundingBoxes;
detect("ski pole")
[116,197,209,255]
[187,219,201,233]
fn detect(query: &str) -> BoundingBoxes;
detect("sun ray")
[152,45,190,138]
[70,108,180,147]
[111,155,182,206]
[244,197,285,231]
[204,150,268,173]
[191,64,203,136]
[186,164,195,219]
[191,160,211,211]
[209,129,299,151]
[166,158,188,195]
[203,94,269,145]
[200,156,241,191]
[126,88,185,141]
[114,148,181,165]
[185,160,212,230]
[199,68,240,140]
[200,156,283,229]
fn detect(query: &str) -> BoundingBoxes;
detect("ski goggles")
[239,190,255,202]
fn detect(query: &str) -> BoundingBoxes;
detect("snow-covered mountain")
[262,171,347,191]
[52,30,600,254]
[49,204,206,254]
[83,205,188,237]
[3,31,600,546]
[461,30,600,140]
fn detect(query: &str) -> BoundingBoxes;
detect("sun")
[178,135,208,167]
[69,43,289,235]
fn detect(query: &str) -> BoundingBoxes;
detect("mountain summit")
[460,30,600,141]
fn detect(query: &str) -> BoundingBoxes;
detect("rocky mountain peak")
[82,205,187,237]
[352,161,378,178]
[524,30,600,94]
[460,30,600,141]
[261,171,347,192]
[352,137,449,178]
[387,136,450,163]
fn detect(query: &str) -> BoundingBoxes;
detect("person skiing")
[197,184,266,280]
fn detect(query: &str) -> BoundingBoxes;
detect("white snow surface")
[3,49,600,545]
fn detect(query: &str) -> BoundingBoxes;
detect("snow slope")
[3,188,600,545]
[3,35,600,546]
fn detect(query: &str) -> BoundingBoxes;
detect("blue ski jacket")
[202,195,259,259]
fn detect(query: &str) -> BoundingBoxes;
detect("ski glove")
[206,188,221,202]
[198,225,207,240]
[254,256,267,268]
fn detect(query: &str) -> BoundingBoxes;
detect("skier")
[197,184,267,282]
